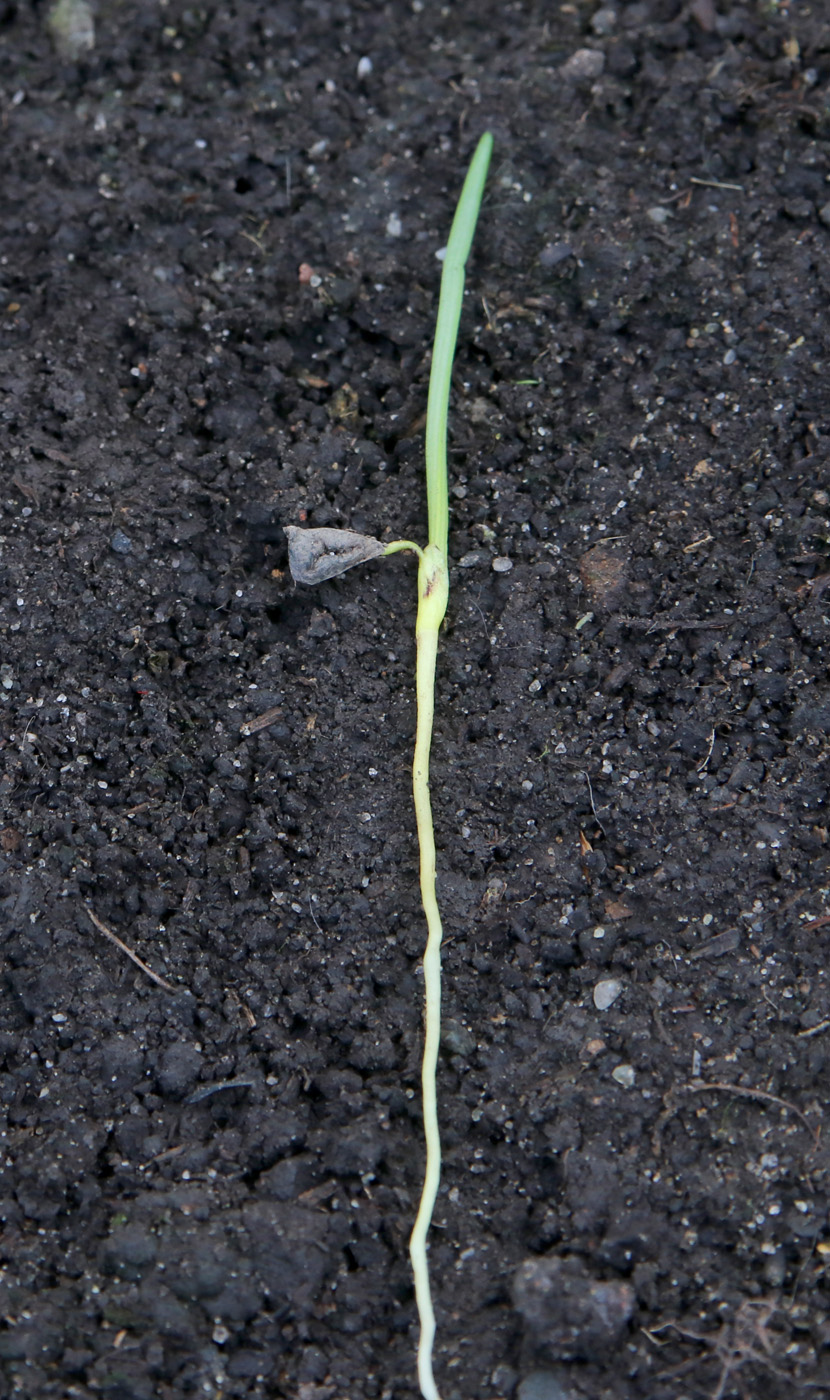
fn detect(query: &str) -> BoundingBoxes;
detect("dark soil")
[2,1,830,1397]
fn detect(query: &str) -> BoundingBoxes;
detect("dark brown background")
[1,1,829,1396]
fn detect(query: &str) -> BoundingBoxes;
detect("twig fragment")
[686,1079,819,1148]
[186,1077,257,1105]
[85,907,175,991]
[239,704,283,737]
[689,175,746,192]
[798,1018,830,1038]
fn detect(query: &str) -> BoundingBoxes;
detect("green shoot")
[397,130,493,1400]
[285,132,493,1400]
[423,132,494,560]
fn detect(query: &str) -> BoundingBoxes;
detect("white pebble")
[492,556,513,573]
[612,1064,635,1088]
[385,213,402,238]
[593,978,622,1011]
[357,55,373,78]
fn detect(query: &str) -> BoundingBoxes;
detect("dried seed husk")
[285,526,385,585]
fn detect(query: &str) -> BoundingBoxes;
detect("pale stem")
[408,131,492,1400]
[285,133,492,1400]
[408,542,449,1400]
[384,539,425,561]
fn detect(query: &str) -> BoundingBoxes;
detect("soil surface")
[2,2,830,1398]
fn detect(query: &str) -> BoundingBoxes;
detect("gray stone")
[513,1255,635,1360]
[110,528,133,554]
[257,1153,317,1201]
[591,6,617,35]
[560,48,605,82]
[518,1371,575,1400]
[442,1018,477,1057]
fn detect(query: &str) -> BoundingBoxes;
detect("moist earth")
[1,1,830,1397]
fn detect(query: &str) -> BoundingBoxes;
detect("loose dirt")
[1,2,830,1397]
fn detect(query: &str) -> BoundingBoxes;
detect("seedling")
[286,132,493,1400]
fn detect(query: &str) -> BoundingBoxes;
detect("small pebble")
[513,1255,635,1358]
[110,529,133,555]
[442,1019,477,1057]
[492,556,513,573]
[591,6,617,35]
[560,48,605,82]
[593,978,622,1011]
[517,1371,573,1400]
[356,55,372,78]
[385,213,402,238]
[612,1063,635,1088]
[647,205,671,225]
[458,551,484,568]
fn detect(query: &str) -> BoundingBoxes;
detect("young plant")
[285,131,493,1400]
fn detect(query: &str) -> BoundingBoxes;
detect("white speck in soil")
[593,979,622,1011]
[612,1064,635,1088]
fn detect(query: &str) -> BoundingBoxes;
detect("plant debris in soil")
[1,2,830,1398]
